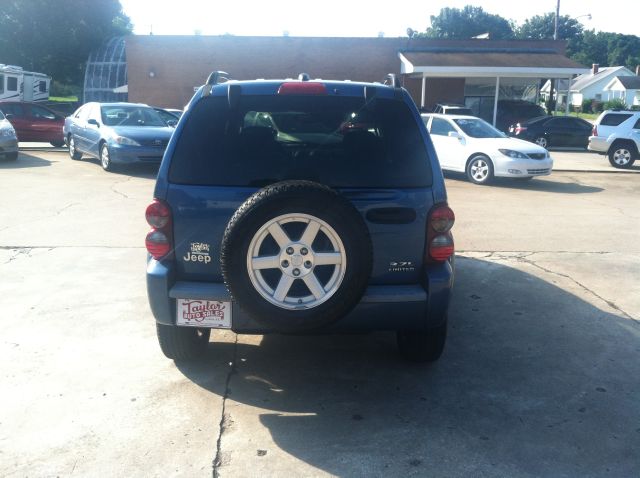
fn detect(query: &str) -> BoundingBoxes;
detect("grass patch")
[552,111,599,121]
[49,96,78,102]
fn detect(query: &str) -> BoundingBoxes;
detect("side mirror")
[448,131,462,140]
[167,120,177,127]
[4,113,13,120]
[87,118,100,127]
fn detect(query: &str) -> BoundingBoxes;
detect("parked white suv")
[588,110,640,168]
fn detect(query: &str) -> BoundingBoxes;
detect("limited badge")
[183,242,211,264]
[389,261,415,272]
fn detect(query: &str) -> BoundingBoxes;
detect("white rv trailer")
[0,64,51,102]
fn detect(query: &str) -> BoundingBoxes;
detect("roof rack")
[384,73,401,88]
[202,71,230,96]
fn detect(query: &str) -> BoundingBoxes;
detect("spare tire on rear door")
[221,180,372,332]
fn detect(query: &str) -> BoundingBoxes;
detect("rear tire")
[68,135,82,160]
[156,323,211,360]
[50,140,65,148]
[397,318,447,363]
[608,142,637,169]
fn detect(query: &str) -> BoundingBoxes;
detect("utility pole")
[548,0,560,116]
[554,0,560,40]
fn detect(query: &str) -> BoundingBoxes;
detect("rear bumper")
[146,257,454,332]
[588,136,609,153]
[0,137,19,155]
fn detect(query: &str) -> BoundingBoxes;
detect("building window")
[7,76,18,91]
[39,80,47,93]
[595,94,602,101]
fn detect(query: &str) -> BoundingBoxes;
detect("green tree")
[0,0,132,87]
[570,31,640,71]
[569,30,610,67]
[516,13,583,40]
[516,13,583,56]
[422,6,514,40]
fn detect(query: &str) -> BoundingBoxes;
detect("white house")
[603,76,640,106]
[541,65,636,107]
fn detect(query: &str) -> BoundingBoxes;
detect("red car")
[0,101,65,146]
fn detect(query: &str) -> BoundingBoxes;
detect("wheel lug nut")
[292,268,300,276]
[281,260,289,268]
[301,247,308,255]
[286,247,294,255]
[304,261,312,269]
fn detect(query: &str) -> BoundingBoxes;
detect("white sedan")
[422,114,554,185]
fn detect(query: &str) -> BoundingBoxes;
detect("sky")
[120,0,638,38]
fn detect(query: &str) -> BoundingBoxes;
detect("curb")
[553,168,640,174]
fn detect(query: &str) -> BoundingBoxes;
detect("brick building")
[121,35,587,125]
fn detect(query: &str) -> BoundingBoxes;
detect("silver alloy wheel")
[100,144,110,170]
[535,137,548,148]
[613,148,632,166]
[246,213,346,310]
[470,158,490,182]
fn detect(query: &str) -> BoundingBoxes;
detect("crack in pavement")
[0,202,79,233]
[2,247,34,265]
[0,245,145,250]
[464,251,637,323]
[213,334,239,478]
[517,256,637,323]
[458,250,617,255]
[110,176,134,199]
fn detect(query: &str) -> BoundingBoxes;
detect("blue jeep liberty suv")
[146,72,455,362]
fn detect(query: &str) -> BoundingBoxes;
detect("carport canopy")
[399,47,589,124]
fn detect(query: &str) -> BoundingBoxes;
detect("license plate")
[176,299,232,328]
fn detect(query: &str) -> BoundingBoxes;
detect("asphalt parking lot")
[1,148,639,477]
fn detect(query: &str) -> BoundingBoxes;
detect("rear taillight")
[145,199,173,260]
[426,204,455,263]
[146,230,171,258]
[592,125,598,136]
[277,82,327,95]
[514,124,527,135]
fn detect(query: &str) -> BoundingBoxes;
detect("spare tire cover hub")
[247,213,346,310]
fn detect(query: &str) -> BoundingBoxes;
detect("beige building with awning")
[399,42,587,126]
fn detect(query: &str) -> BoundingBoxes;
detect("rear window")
[444,108,472,115]
[520,105,546,117]
[169,95,432,188]
[600,114,632,126]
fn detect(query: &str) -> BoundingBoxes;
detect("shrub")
[592,100,604,113]
[50,81,80,98]
[581,98,593,113]
[603,98,627,110]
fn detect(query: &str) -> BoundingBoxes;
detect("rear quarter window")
[169,95,433,188]
[600,114,632,126]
